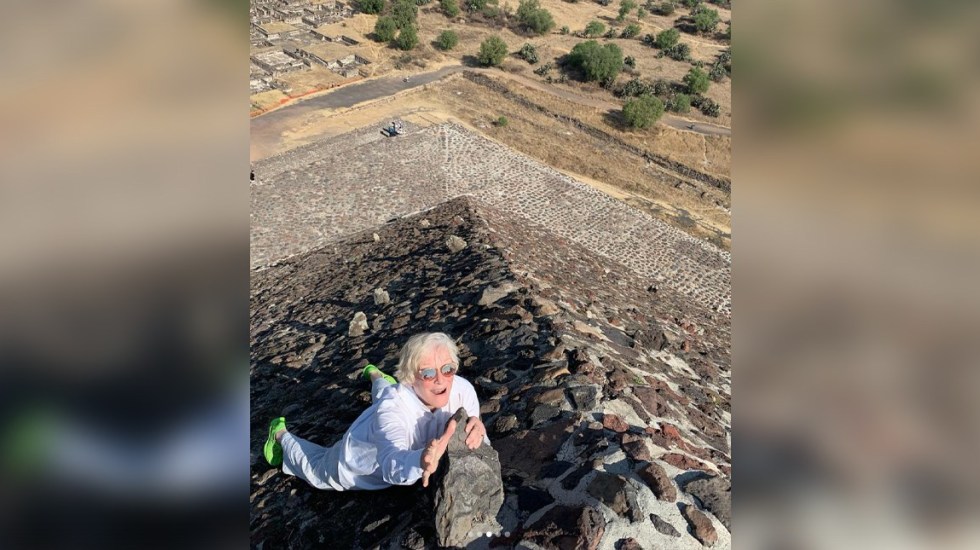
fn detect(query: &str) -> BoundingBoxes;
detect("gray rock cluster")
[431,407,504,547]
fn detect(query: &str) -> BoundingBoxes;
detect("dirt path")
[250,65,730,161]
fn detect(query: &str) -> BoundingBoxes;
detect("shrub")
[617,0,636,22]
[683,66,710,94]
[374,16,398,42]
[624,55,635,68]
[698,97,720,116]
[466,0,491,10]
[560,26,570,35]
[436,29,459,50]
[709,63,726,82]
[656,1,675,15]
[596,0,612,5]
[637,7,647,18]
[395,25,419,50]
[618,77,652,97]
[665,42,691,61]
[653,78,671,96]
[584,20,605,37]
[517,0,556,35]
[692,6,720,34]
[496,116,508,126]
[622,94,664,128]
[478,35,508,66]
[654,28,679,49]
[357,0,385,14]
[621,24,641,39]
[667,92,691,113]
[717,48,731,73]
[568,40,624,86]
[680,0,700,7]
[440,0,461,17]
[519,43,539,64]
[533,62,554,76]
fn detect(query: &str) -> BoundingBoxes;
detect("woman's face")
[411,345,455,411]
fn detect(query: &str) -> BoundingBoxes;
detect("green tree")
[478,35,508,66]
[374,16,398,42]
[656,1,675,15]
[395,24,419,50]
[692,6,720,34]
[622,94,665,128]
[654,28,679,49]
[637,7,647,18]
[440,0,461,17]
[436,29,459,50]
[391,0,419,29]
[683,66,710,94]
[568,40,624,85]
[357,0,385,14]
[584,20,605,38]
[516,0,555,35]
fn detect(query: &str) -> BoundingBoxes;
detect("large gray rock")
[683,475,731,530]
[433,408,504,548]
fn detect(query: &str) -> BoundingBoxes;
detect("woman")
[263,332,488,490]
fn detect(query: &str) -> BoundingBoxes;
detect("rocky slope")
[250,197,731,549]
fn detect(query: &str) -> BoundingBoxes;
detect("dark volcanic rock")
[433,408,504,547]
[649,513,681,537]
[521,505,605,550]
[636,462,676,502]
[681,503,718,547]
[586,473,642,522]
[617,537,646,550]
[683,475,731,531]
[495,417,575,479]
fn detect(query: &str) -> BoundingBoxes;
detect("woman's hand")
[421,419,457,487]
[464,416,487,450]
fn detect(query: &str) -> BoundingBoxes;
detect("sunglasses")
[419,363,457,381]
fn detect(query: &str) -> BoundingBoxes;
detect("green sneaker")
[362,364,397,385]
[264,417,286,467]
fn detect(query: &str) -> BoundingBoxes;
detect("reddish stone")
[681,504,718,547]
[636,462,676,502]
[660,453,712,472]
[619,433,652,462]
[602,413,629,433]
[661,423,682,442]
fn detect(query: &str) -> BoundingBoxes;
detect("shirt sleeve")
[373,400,426,485]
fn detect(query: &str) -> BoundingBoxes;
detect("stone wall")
[251,123,731,315]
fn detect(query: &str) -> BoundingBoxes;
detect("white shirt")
[335,376,482,490]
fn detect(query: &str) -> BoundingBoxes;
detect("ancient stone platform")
[251,123,731,315]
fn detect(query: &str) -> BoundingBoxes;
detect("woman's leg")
[279,431,346,491]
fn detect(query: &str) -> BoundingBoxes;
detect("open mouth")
[433,388,447,396]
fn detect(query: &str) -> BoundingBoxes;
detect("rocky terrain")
[250,197,731,549]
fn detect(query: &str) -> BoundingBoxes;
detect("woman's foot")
[264,417,287,466]
[362,364,397,385]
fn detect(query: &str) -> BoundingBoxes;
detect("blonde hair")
[395,332,460,384]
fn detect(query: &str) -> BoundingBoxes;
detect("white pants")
[279,378,391,491]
